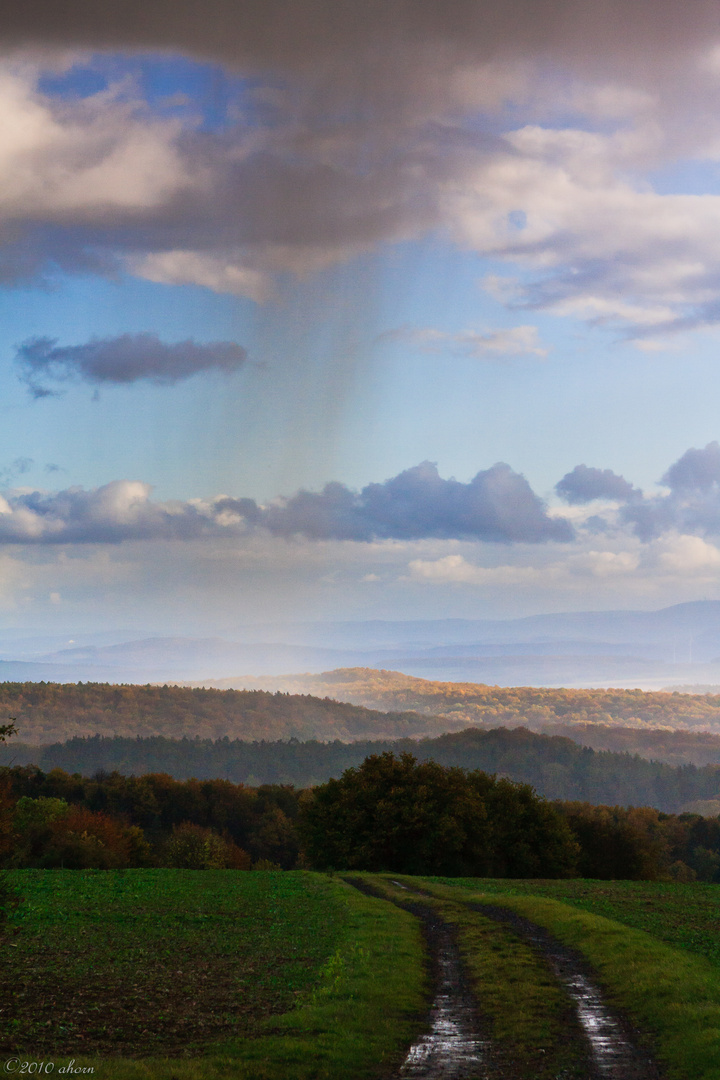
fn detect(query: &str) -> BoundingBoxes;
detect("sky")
[3,1,720,632]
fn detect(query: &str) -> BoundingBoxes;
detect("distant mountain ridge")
[5,671,720,749]
[187,665,720,732]
[4,599,720,686]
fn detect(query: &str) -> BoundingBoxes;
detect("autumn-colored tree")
[40,806,150,869]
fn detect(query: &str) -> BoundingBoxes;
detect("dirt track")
[346,878,664,1080]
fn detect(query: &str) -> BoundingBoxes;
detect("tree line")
[2,753,720,881]
[5,726,720,811]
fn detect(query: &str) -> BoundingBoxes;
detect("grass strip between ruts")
[415,878,720,1080]
[360,874,591,1080]
[4,875,426,1080]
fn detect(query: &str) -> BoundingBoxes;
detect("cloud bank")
[5,445,720,624]
[557,443,720,544]
[0,461,571,545]
[621,442,720,540]
[262,461,572,543]
[16,333,249,396]
[15,444,720,548]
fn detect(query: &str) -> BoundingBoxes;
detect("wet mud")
[347,878,491,1078]
[396,905,489,1078]
[472,903,664,1080]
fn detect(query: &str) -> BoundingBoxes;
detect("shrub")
[161,822,251,869]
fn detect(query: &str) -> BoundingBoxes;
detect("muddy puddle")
[473,903,663,1080]
[397,909,489,1078]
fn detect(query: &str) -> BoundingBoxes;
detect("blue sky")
[3,3,720,632]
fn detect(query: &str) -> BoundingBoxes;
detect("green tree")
[300,752,577,877]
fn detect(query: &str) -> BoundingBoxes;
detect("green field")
[3,870,720,1079]
[0,869,425,1078]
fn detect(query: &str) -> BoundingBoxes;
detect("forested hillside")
[5,678,720,765]
[5,726,720,812]
[210,667,720,733]
[0,681,467,743]
[540,722,720,766]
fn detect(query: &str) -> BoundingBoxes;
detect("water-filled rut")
[472,903,663,1080]
[347,878,491,1078]
[396,904,489,1078]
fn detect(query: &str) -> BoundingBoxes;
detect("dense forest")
[2,754,720,881]
[4,726,720,812]
[538,722,720,766]
[0,681,461,743]
[6,679,720,763]
[223,667,720,732]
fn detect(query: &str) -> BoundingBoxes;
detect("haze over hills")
[192,667,720,734]
[2,600,720,686]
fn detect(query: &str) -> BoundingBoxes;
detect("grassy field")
[0,869,426,1079]
[431,877,720,968]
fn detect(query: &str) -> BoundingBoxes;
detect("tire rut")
[346,877,492,1078]
[470,902,664,1080]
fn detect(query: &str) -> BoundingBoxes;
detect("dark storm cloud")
[16,333,248,396]
[0,1,716,91]
[0,122,495,289]
[0,0,718,335]
[555,464,640,504]
[0,463,572,544]
[263,461,573,542]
